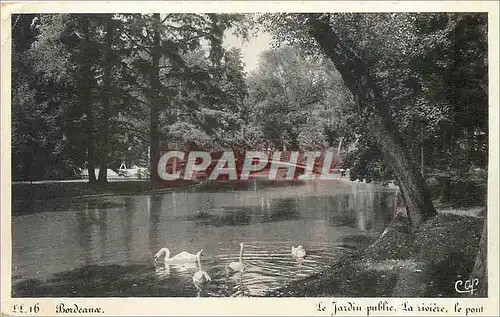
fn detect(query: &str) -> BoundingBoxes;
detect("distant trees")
[244,46,354,152]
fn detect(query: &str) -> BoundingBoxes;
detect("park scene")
[11,12,488,298]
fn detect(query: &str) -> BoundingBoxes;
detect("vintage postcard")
[1,1,499,316]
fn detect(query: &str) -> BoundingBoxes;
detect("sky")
[223,30,273,75]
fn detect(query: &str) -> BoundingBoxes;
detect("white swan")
[192,249,211,294]
[226,243,246,274]
[291,245,306,258]
[154,248,197,264]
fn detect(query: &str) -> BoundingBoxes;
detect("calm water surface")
[12,180,397,297]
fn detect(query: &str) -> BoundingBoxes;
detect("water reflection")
[147,195,162,258]
[155,264,171,278]
[178,197,303,227]
[76,210,92,265]
[154,261,198,278]
[13,180,397,297]
[13,199,125,216]
[76,203,108,265]
[122,197,134,262]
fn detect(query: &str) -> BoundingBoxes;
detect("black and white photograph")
[2,1,498,315]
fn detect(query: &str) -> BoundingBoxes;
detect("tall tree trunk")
[420,123,424,176]
[337,135,344,156]
[149,14,161,183]
[471,221,487,297]
[308,15,436,226]
[98,15,114,183]
[81,15,96,183]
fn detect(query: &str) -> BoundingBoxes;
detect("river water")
[12,180,397,297]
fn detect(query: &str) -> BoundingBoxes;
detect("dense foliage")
[12,13,250,181]
[258,13,487,184]
[12,12,487,197]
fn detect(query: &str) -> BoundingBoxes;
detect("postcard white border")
[1,1,499,316]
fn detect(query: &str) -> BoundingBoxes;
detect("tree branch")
[116,121,149,142]
[122,31,152,55]
[306,14,437,225]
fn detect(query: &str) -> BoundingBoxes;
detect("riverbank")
[268,208,485,297]
[11,180,201,203]
[11,178,343,204]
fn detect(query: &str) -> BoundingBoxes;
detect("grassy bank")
[12,264,197,297]
[11,178,315,204]
[268,210,485,297]
[11,180,200,203]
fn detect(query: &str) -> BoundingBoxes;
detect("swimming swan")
[291,245,306,258]
[192,249,211,293]
[226,243,246,274]
[154,248,197,264]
